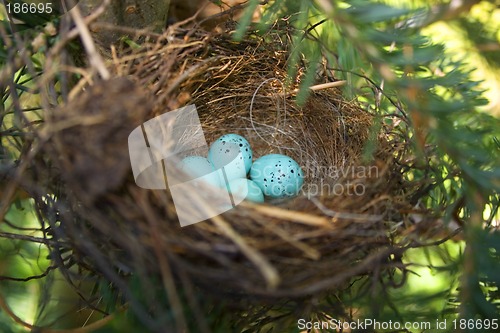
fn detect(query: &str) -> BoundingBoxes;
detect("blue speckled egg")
[208,134,253,181]
[228,178,265,203]
[250,154,304,199]
[179,156,221,187]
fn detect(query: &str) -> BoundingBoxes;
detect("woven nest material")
[34,26,444,317]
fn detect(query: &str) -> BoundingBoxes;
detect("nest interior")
[33,26,440,315]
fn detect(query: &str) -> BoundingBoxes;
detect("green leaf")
[296,46,320,106]
[346,2,414,23]
[234,0,260,40]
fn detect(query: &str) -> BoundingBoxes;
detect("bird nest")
[2,24,453,330]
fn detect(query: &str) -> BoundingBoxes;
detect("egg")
[228,178,265,203]
[179,156,221,187]
[250,154,304,199]
[208,134,253,181]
